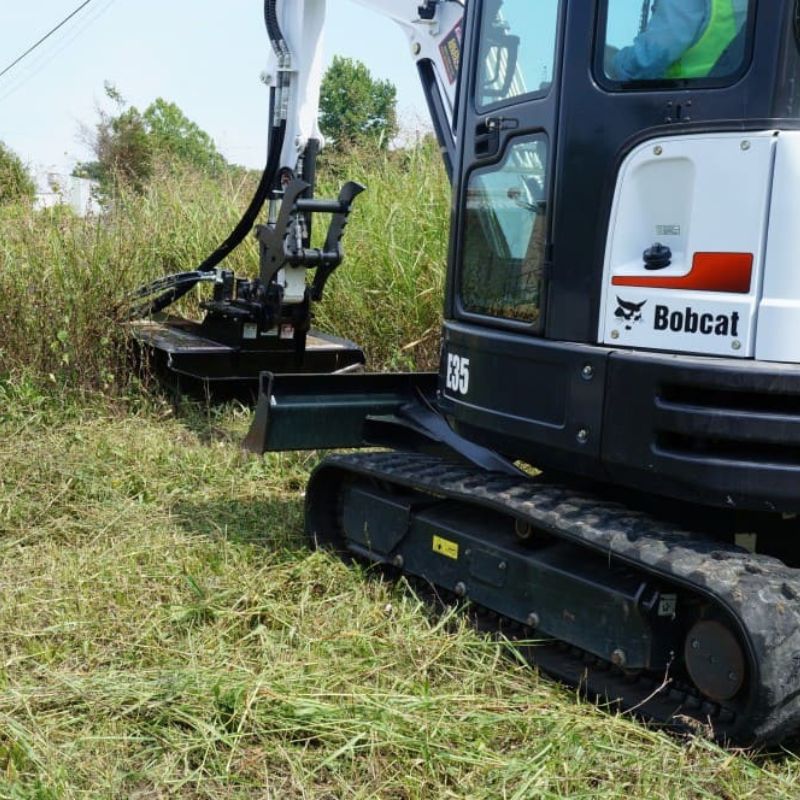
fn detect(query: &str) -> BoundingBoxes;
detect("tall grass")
[0,166,253,392]
[0,141,449,394]
[313,142,449,370]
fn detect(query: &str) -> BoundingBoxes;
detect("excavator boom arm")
[262,0,463,176]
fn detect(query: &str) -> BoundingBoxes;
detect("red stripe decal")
[612,252,753,294]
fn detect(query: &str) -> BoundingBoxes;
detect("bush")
[0,142,35,206]
[75,85,227,199]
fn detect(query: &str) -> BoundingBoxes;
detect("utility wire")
[0,0,117,104]
[0,0,97,82]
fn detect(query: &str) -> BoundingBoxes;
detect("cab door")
[448,0,564,335]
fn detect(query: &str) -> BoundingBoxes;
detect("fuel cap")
[643,242,672,271]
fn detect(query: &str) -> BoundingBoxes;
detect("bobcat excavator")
[130,0,800,744]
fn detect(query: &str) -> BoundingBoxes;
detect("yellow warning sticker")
[432,535,459,560]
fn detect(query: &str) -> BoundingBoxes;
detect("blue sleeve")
[611,0,709,80]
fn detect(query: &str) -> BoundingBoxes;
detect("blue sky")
[0,0,428,172]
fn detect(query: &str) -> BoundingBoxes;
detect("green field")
[1,146,800,797]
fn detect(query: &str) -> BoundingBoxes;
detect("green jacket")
[666,0,739,78]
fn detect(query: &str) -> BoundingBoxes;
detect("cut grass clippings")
[0,386,797,797]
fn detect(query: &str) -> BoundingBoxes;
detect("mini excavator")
[132,0,800,744]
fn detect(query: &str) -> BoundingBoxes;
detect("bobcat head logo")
[615,297,647,331]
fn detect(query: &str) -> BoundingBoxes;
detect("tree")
[319,57,398,149]
[143,98,226,175]
[0,142,35,205]
[75,84,226,194]
[76,103,153,194]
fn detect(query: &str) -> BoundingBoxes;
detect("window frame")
[594,0,759,93]
[473,0,561,114]
[456,131,551,332]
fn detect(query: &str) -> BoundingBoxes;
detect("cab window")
[602,0,753,86]
[476,0,560,110]
[460,136,548,324]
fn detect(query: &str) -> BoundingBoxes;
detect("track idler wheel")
[684,619,746,703]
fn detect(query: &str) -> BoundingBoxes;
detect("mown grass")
[0,383,798,798]
[0,146,799,796]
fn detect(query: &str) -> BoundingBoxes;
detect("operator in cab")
[607,0,749,81]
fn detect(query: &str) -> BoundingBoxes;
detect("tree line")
[0,57,398,205]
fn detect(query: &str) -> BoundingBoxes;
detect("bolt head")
[526,612,540,629]
[577,428,590,445]
[741,140,751,151]
[611,648,627,668]
[732,340,742,351]
[610,330,620,340]
[691,638,701,650]
[654,145,663,156]
[392,554,404,569]
[581,364,594,380]
[454,581,467,598]
[412,42,422,56]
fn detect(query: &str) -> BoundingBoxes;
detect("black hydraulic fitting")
[418,1,437,20]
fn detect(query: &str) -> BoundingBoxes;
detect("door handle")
[474,116,519,158]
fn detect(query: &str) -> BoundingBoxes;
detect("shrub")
[0,142,35,206]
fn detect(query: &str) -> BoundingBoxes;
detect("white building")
[33,169,100,216]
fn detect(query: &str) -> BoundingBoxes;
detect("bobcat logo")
[615,297,647,331]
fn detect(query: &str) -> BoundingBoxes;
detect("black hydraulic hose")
[128,119,286,318]
[126,271,218,320]
[264,0,289,63]
[126,0,287,319]
[195,119,286,275]
[129,270,216,300]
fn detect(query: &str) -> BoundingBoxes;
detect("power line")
[0,0,117,104]
[0,0,97,82]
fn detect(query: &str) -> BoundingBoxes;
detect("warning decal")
[439,20,463,84]
[432,535,459,560]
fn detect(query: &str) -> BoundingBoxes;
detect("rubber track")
[309,451,800,745]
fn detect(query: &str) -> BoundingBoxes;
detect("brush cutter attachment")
[126,0,372,402]
[129,169,366,402]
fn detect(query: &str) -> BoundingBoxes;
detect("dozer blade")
[244,371,438,453]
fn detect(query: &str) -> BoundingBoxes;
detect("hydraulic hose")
[130,119,286,318]
[195,119,287,275]
[126,0,288,319]
[125,271,218,320]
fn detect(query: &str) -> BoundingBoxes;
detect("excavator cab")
[439,0,800,514]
